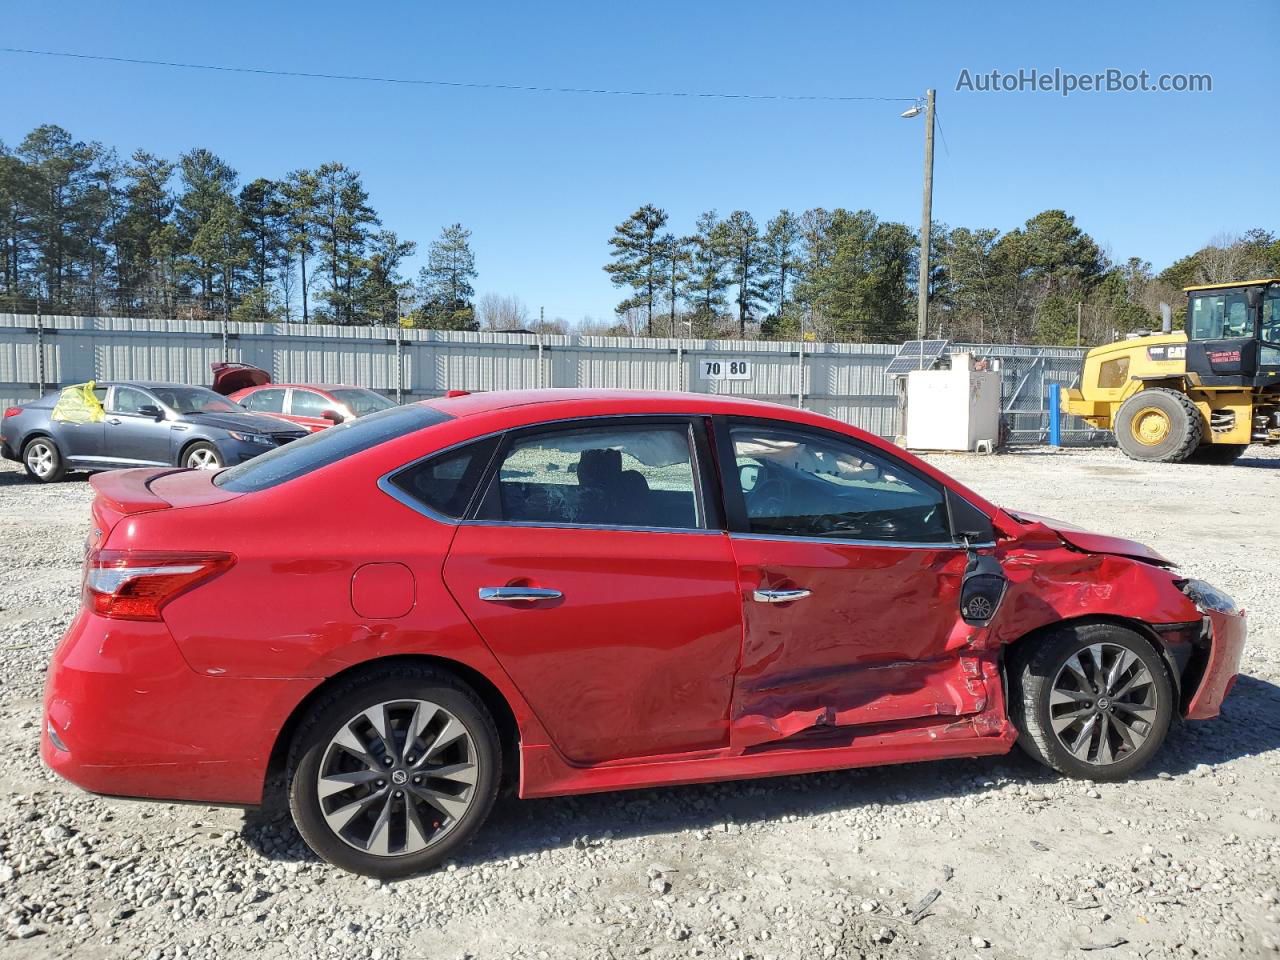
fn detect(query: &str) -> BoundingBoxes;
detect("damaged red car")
[43,390,1246,877]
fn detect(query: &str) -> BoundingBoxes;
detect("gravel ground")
[1,447,1278,960]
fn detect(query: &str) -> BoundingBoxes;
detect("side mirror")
[138,404,164,420]
[322,409,345,424]
[1246,287,1262,311]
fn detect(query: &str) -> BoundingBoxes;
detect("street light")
[901,89,935,339]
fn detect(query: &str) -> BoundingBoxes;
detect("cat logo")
[1146,344,1186,362]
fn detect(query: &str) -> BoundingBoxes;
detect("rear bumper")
[1,438,17,461]
[42,610,318,805]
[1184,609,1247,720]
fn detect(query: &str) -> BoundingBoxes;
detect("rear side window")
[215,405,452,492]
[243,388,286,413]
[386,437,499,520]
[475,423,703,529]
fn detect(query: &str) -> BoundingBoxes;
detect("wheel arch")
[1001,613,1184,702]
[19,429,56,453]
[175,435,214,466]
[264,653,521,798]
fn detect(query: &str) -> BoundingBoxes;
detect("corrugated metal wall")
[0,314,1104,445]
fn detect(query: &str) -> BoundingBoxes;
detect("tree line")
[4,123,1277,345]
[0,124,480,328]
[604,206,1280,345]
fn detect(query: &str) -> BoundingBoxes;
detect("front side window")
[1189,292,1250,340]
[151,386,239,415]
[330,388,396,417]
[476,423,702,529]
[242,388,286,413]
[108,386,156,415]
[730,425,950,543]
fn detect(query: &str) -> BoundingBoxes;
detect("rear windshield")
[214,404,452,493]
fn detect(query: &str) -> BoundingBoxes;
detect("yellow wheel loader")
[1063,279,1280,463]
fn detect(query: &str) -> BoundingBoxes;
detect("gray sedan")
[1,381,308,482]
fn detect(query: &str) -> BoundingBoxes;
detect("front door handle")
[479,586,562,603]
[752,588,811,604]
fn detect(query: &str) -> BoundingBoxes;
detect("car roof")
[236,383,364,393]
[419,388,821,421]
[102,381,215,390]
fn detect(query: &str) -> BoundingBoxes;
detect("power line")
[1,47,917,103]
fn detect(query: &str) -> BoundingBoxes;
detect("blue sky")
[4,0,1277,324]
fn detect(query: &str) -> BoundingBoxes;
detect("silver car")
[1,381,308,482]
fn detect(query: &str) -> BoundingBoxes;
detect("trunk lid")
[210,361,270,395]
[88,468,242,545]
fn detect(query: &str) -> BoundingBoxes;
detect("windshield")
[151,386,240,415]
[1263,288,1280,345]
[214,404,452,492]
[329,388,397,417]
[1189,291,1251,340]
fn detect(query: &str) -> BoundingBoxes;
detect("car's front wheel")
[22,436,66,483]
[1010,623,1174,781]
[182,441,224,470]
[287,664,501,878]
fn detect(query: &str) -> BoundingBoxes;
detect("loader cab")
[1184,279,1280,388]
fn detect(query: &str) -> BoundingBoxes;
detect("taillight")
[83,549,235,621]
[3,407,21,418]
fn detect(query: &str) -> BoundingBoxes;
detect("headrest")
[577,448,622,484]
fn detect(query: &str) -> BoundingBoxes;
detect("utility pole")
[916,88,936,340]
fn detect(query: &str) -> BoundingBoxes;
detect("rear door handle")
[107,417,121,425]
[479,586,563,603]
[752,588,811,604]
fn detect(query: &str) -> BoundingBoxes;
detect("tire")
[181,441,224,470]
[1009,623,1174,781]
[287,664,501,879]
[22,436,66,483]
[1114,388,1202,463]
[1186,443,1249,464]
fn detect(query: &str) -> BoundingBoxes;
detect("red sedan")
[211,362,397,432]
[43,390,1246,877]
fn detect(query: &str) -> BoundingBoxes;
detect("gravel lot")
[1,446,1278,960]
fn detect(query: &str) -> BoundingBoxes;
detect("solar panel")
[885,339,949,376]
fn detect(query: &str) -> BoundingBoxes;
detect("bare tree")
[476,292,530,330]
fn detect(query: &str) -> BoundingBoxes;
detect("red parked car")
[211,362,397,432]
[43,390,1246,877]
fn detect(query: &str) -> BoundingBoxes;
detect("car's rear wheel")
[1010,623,1174,781]
[22,437,66,483]
[287,664,501,878]
[182,441,223,470]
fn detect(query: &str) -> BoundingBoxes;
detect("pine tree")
[604,204,668,336]
[176,148,238,311]
[762,210,800,329]
[656,233,691,336]
[416,223,477,329]
[237,178,285,320]
[15,125,103,304]
[359,230,416,325]
[687,211,729,335]
[280,169,319,322]
[312,162,378,324]
[721,210,766,336]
